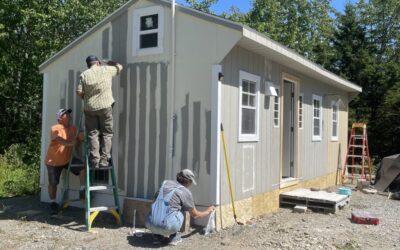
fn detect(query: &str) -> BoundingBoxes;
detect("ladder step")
[346,165,363,169]
[70,163,85,168]
[90,167,113,171]
[349,145,364,148]
[89,206,118,212]
[347,155,365,158]
[89,185,114,191]
[352,135,364,139]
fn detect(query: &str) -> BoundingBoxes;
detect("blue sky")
[175,0,356,15]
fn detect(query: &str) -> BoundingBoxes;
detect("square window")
[140,33,158,48]
[140,14,158,30]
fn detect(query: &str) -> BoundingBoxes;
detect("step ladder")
[61,112,121,231]
[341,123,373,183]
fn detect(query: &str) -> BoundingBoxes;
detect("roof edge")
[39,0,138,72]
[242,26,362,93]
[39,0,243,73]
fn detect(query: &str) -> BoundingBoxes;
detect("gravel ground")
[1,185,399,250]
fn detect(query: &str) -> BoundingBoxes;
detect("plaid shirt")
[77,65,119,111]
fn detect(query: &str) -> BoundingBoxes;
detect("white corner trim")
[210,64,222,205]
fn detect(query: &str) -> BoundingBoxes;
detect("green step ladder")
[61,112,121,231]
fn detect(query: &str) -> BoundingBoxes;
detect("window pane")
[249,96,255,107]
[249,82,256,93]
[242,94,248,106]
[242,80,249,92]
[242,108,255,134]
[140,33,158,48]
[140,14,158,31]
[313,119,320,135]
[332,122,337,137]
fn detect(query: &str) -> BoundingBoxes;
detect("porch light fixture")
[265,81,277,96]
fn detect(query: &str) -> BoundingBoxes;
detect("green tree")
[245,0,334,63]
[0,0,128,154]
[184,0,217,13]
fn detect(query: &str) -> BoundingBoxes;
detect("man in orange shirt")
[45,108,85,214]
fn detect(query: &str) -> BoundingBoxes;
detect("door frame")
[279,73,300,188]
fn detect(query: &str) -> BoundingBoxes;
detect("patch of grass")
[0,143,40,197]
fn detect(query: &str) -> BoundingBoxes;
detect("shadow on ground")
[0,195,120,232]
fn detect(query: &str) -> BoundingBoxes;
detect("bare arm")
[189,206,215,219]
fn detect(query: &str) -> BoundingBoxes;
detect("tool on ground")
[61,112,121,231]
[341,123,373,184]
[351,211,379,225]
[220,123,243,225]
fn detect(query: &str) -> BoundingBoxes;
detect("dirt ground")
[1,185,399,250]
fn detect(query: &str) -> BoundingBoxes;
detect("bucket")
[337,187,352,196]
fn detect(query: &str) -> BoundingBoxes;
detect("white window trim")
[312,94,323,141]
[298,93,303,130]
[331,101,339,141]
[273,87,280,128]
[238,71,260,142]
[132,6,164,56]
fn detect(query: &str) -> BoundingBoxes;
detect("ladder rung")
[89,185,114,191]
[89,206,118,212]
[70,164,85,168]
[346,165,362,169]
[351,135,364,139]
[90,167,112,171]
[347,155,365,158]
[349,145,364,148]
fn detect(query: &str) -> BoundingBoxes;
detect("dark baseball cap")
[86,55,99,66]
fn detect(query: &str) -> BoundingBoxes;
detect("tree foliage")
[0,0,128,154]
[184,0,217,13]
[245,0,335,64]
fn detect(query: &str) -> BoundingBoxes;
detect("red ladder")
[341,123,373,183]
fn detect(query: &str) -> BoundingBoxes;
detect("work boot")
[99,157,109,168]
[50,202,59,215]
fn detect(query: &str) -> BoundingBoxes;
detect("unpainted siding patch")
[242,144,255,193]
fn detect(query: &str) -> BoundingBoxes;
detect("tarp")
[373,154,400,192]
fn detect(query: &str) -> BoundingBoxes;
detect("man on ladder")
[76,55,123,169]
[45,108,85,214]
[75,55,124,231]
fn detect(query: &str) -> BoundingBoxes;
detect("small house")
[39,0,361,227]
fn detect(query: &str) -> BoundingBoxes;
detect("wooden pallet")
[280,188,350,213]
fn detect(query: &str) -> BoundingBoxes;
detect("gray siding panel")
[220,45,349,204]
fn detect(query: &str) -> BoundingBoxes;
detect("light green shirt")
[77,65,119,111]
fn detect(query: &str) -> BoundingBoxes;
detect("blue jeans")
[145,210,184,237]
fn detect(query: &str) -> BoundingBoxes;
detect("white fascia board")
[242,26,362,93]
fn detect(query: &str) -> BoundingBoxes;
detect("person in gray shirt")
[146,169,214,246]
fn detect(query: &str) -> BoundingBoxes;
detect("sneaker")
[168,233,182,246]
[50,202,59,215]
